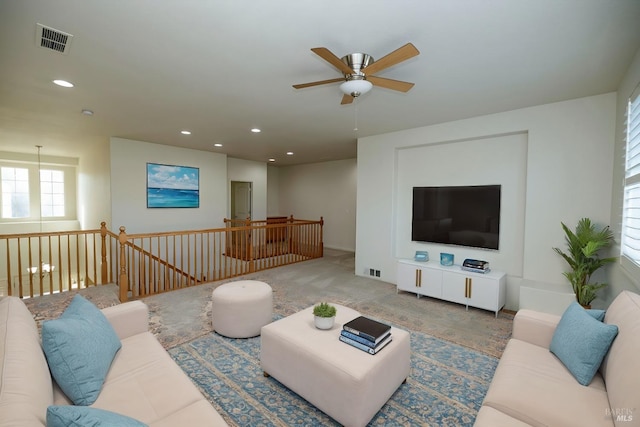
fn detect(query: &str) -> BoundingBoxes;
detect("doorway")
[231,181,252,221]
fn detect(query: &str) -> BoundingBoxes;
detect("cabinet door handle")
[465,278,473,298]
[415,269,422,287]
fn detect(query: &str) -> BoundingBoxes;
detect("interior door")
[231,181,252,220]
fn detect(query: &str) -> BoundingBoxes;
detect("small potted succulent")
[313,302,337,330]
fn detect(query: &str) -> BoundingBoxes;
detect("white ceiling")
[1,0,640,166]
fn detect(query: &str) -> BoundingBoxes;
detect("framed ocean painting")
[146,163,199,208]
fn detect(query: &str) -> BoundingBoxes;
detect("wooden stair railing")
[1,222,118,298]
[1,217,323,301]
[118,216,323,301]
[116,227,201,302]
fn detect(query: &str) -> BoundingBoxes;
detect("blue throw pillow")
[42,295,122,406]
[586,308,606,322]
[47,406,148,427]
[550,302,618,386]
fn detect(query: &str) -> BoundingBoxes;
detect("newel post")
[100,222,108,284]
[118,226,129,302]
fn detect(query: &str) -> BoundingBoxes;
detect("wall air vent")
[35,23,73,54]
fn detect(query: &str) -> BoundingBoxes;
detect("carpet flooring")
[142,249,513,358]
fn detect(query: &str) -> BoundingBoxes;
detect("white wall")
[267,165,280,217]
[277,159,357,251]
[110,137,227,233]
[77,137,111,230]
[357,93,616,310]
[227,157,267,221]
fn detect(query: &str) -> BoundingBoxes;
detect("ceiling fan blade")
[341,94,354,105]
[293,78,344,89]
[367,76,415,92]
[362,43,419,76]
[311,47,355,75]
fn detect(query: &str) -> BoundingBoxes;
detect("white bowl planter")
[314,315,335,330]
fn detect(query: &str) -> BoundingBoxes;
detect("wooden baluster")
[57,235,62,291]
[118,226,129,302]
[17,239,23,298]
[47,234,53,293]
[75,234,80,290]
[38,235,44,296]
[6,239,12,296]
[100,222,108,284]
[27,237,34,297]
[158,236,163,292]
[84,233,89,288]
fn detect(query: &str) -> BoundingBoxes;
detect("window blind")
[621,86,640,272]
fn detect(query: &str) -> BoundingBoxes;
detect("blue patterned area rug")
[169,327,498,426]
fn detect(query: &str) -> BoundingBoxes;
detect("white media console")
[397,259,506,317]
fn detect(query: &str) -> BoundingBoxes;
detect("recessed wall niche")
[394,132,527,277]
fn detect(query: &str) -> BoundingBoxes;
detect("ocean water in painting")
[147,187,199,208]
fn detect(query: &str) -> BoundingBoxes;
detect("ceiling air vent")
[35,23,73,54]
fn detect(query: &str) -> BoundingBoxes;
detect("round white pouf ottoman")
[211,280,273,338]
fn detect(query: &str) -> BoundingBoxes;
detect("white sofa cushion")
[600,291,640,426]
[0,297,53,427]
[482,338,611,427]
[475,406,534,427]
[90,331,227,426]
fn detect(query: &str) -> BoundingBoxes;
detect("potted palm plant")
[313,302,337,330]
[553,218,616,308]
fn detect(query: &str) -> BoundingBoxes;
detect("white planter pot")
[314,315,335,330]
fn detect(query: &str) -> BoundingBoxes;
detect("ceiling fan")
[293,43,419,105]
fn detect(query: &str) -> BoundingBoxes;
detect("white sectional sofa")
[0,295,228,427]
[475,290,640,427]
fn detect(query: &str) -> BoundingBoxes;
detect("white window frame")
[0,160,77,223]
[621,86,640,278]
[1,166,31,219]
[40,168,66,218]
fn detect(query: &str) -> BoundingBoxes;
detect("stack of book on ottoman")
[339,316,392,355]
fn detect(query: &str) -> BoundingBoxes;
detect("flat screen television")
[411,185,501,250]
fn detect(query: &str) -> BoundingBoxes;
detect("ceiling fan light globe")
[340,80,372,97]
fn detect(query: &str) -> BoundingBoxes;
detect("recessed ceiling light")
[286,152,294,156]
[53,79,74,88]
[181,130,191,135]
[268,158,276,162]
[251,128,261,133]
[81,109,93,116]
[214,143,223,147]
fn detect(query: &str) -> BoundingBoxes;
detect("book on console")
[339,334,393,355]
[340,329,391,349]
[343,316,392,344]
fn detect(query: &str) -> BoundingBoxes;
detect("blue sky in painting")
[147,163,199,190]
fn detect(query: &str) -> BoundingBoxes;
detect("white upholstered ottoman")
[260,304,411,427]
[211,280,273,338]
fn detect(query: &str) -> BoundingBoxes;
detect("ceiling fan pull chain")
[353,100,359,132]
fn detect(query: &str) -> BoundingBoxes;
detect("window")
[40,169,65,217]
[0,158,76,223]
[621,88,640,274]
[1,167,30,218]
